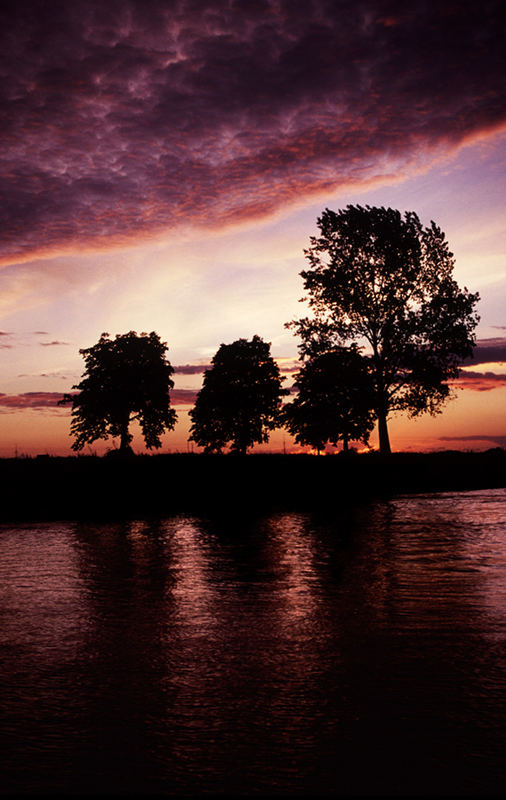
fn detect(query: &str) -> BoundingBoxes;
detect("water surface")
[1,490,505,795]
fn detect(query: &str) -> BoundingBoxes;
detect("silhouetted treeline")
[1,450,505,522]
[58,207,481,458]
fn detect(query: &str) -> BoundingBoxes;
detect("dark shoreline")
[1,449,505,522]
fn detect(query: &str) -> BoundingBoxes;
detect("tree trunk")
[374,354,391,455]
[342,434,349,453]
[119,417,131,452]
[377,410,391,455]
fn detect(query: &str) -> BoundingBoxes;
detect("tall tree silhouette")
[288,205,480,454]
[284,346,375,453]
[60,331,177,453]
[189,335,288,454]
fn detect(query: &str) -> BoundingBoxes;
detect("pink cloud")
[170,389,198,406]
[174,360,299,376]
[0,392,66,410]
[0,388,195,411]
[453,371,506,392]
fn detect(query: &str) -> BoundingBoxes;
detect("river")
[1,489,505,795]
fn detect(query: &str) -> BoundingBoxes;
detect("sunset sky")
[0,0,505,456]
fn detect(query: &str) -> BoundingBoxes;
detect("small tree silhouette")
[60,331,177,453]
[288,205,480,454]
[189,335,288,454]
[284,346,375,453]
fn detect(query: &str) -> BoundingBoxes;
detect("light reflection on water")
[1,490,505,795]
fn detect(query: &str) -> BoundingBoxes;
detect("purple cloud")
[0,0,504,264]
[39,340,69,347]
[462,337,506,366]
[173,364,211,375]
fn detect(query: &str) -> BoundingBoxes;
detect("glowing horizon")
[0,1,504,456]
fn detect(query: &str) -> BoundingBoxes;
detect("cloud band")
[0,0,504,264]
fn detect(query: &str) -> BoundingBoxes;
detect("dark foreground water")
[1,490,505,797]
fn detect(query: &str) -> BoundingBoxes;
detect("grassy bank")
[1,449,505,522]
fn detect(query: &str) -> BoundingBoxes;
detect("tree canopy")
[60,331,177,452]
[288,205,480,454]
[189,335,288,454]
[284,345,376,453]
